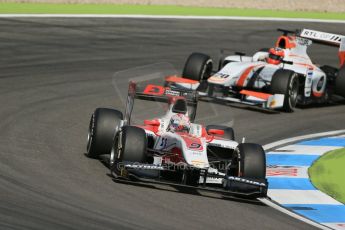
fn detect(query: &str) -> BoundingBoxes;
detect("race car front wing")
[165,77,284,110]
[199,89,285,110]
[113,162,268,197]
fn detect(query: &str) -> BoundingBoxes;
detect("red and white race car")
[166,28,345,112]
[86,82,268,197]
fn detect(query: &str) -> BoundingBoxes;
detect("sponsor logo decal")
[266,165,298,177]
[214,73,230,79]
[227,176,267,187]
[304,68,313,97]
[180,135,203,151]
[189,143,202,149]
[165,89,180,96]
[296,37,312,46]
[124,163,165,170]
[143,84,165,95]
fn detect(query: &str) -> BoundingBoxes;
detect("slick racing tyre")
[206,125,235,141]
[235,143,266,180]
[335,65,345,98]
[86,108,123,158]
[110,126,147,178]
[270,69,299,112]
[113,126,147,163]
[182,53,213,81]
[229,143,267,197]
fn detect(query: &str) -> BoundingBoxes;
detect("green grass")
[0,2,345,20]
[309,148,345,204]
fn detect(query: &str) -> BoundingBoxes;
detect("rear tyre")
[182,53,213,81]
[206,125,235,141]
[335,66,345,98]
[86,108,123,158]
[270,69,299,112]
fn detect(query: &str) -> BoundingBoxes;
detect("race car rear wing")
[277,28,345,67]
[124,81,198,125]
[299,28,345,67]
[299,28,343,46]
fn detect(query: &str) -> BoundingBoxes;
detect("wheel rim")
[110,140,119,177]
[86,114,94,153]
[288,76,298,108]
[110,134,123,178]
[236,148,242,177]
[227,147,240,177]
[110,145,115,166]
[201,59,212,80]
[110,133,121,166]
[87,133,91,151]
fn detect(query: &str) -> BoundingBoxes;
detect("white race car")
[166,28,345,112]
[86,82,268,197]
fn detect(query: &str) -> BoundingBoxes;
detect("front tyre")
[227,143,267,197]
[270,69,299,112]
[86,108,123,158]
[182,53,213,81]
[110,126,147,177]
[112,126,147,163]
[235,143,266,180]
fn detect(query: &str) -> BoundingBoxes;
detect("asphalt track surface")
[1,17,345,230]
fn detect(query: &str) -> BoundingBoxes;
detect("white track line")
[263,130,345,150]
[268,145,343,155]
[259,129,345,230]
[259,198,331,230]
[267,190,343,205]
[0,14,345,23]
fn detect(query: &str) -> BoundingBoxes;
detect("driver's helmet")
[267,47,285,65]
[168,113,191,133]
